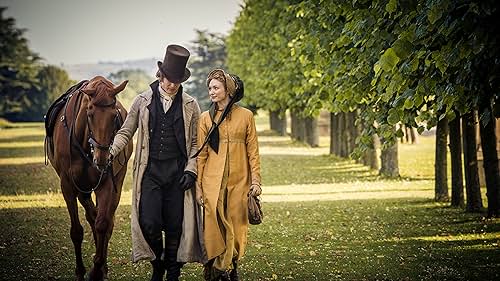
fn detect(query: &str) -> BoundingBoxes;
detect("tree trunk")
[291,111,297,139]
[270,110,278,131]
[348,111,358,155]
[409,127,419,144]
[462,111,483,212]
[330,113,338,155]
[478,101,500,217]
[363,134,380,170]
[344,112,352,155]
[380,138,399,178]
[449,115,464,207]
[435,115,449,202]
[270,110,287,136]
[291,111,305,142]
[401,125,409,143]
[339,112,347,157]
[304,117,319,147]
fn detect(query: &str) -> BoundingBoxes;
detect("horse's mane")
[86,76,117,106]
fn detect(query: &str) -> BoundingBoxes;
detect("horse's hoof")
[85,273,102,281]
[86,266,106,281]
[76,272,85,281]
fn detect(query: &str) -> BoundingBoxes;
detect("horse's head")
[82,76,128,171]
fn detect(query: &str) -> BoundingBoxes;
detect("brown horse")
[46,76,133,281]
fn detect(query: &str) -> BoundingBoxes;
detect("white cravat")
[158,85,176,113]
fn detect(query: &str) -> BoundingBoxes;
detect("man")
[110,44,206,281]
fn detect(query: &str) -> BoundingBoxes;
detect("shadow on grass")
[248,198,500,281]
[262,153,434,184]
[0,205,153,281]
[0,163,59,195]
[0,146,44,158]
[0,135,45,143]
[1,199,498,281]
[257,129,284,137]
[262,154,380,185]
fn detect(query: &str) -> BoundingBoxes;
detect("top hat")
[157,44,191,83]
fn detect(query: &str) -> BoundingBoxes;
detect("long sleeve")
[110,95,141,157]
[185,101,201,175]
[246,113,261,186]
[196,114,210,189]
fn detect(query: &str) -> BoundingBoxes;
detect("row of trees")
[226,0,500,216]
[0,8,74,121]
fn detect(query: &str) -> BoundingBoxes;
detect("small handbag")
[248,195,263,225]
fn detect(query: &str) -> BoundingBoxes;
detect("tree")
[186,30,226,111]
[228,0,500,188]
[108,69,152,109]
[462,111,483,212]
[0,7,41,121]
[38,65,75,105]
[449,115,464,207]
[434,114,449,201]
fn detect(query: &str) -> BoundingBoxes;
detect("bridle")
[86,98,121,166]
[63,86,123,194]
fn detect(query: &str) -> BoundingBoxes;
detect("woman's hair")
[206,69,236,97]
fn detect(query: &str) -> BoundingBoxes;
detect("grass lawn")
[0,117,499,281]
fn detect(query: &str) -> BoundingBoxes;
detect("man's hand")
[179,172,196,191]
[249,184,262,197]
[106,153,114,167]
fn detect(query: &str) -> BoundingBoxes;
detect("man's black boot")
[164,239,182,281]
[150,259,165,281]
[229,260,239,281]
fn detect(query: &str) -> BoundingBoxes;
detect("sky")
[0,0,243,65]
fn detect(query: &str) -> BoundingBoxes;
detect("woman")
[195,69,262,281]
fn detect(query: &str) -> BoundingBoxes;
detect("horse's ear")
[113,80,128,96]
[82,88,96,97]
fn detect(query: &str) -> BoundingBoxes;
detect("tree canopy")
[227,0,500,153]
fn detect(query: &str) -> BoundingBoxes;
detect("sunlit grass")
[0,125,45,139]
[388,232,500,243]
[1,120,499,281]
[0,141,44,148]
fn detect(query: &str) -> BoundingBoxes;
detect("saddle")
[44,80,88,138]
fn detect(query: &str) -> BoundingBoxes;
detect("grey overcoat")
[110,85,207,263]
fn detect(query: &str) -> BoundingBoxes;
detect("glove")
[249,184,262,197]
[106,153,114,167]
[179,172,196,191]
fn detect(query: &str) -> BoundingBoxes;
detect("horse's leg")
[101,171,125,280]
[62,180,86,281]
[88,179,117,281]
[78,193,98,246]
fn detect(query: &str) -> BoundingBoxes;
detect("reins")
[62,86,122,194]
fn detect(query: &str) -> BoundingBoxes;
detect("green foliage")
[227,0,307,115]
[0,7,41,121]
[108,69,153,109]
[38,65,75,104]
[227,0,500,155]
[0,8,76,121]
[185,30,226,111]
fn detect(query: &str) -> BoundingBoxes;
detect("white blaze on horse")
[45,76,132,281]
